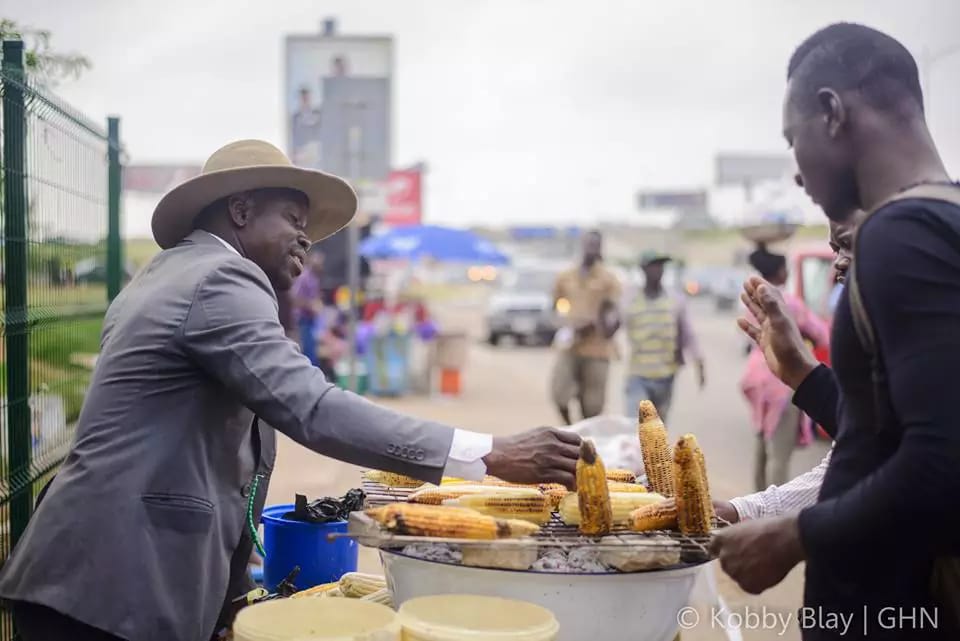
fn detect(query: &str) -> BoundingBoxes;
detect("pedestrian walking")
[622,250,704,422]
[550,230,622,424]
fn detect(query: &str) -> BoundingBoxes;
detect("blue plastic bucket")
[260,504,359,592]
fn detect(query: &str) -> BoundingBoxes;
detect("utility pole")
[344,101,366,393]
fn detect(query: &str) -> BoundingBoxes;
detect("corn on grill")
[357,477,717,569]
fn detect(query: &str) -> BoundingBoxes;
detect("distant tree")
[1,18,91,83]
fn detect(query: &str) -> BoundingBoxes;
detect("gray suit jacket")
[0,231,455,641]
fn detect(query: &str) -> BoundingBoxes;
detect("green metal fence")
[1,39,122,638]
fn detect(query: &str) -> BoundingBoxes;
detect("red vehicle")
[788,243,838,439]
[788,243,838,366]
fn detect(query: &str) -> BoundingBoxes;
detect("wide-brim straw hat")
[151,139,357,249]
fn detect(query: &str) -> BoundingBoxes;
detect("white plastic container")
[397,594,559,641]
[233,598,399,641]
[382,549,700,641]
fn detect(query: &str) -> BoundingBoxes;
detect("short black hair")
[787,23,923,116]
[748,248,786,280]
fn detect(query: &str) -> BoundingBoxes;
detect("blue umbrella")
[359,225,510,265]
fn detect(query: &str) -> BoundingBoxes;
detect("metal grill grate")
[356,478,714,564]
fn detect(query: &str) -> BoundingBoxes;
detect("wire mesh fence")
[1,39,121,640]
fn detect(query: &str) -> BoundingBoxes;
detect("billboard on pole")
[284,34,392,207]
[285,32,392,288]
[384,168,423,226]
[715,153,793,186]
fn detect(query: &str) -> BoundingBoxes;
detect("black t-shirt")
[793,194,960,640]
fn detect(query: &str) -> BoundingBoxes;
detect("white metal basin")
[381,549,703,641]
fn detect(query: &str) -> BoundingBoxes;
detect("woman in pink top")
[741,249,830,491]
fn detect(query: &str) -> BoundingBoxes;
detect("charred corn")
[559,491,666,526]
[575,440,613,536]
[365,503,538,539]
[440,476,536,487]
[606,468,637,484]
[543,486,569,510]
[448,493,552,525]
[338,572,387,598]
[480,476,541,488]
[638,400,675,497]
[498,518,541,538]
[629,499,678,532]
[362,470,422,488]
[360,588,394,608]
[408,484,541,505]
[290,581,340,598]
[537,482,567,493]
[696,446,715,524]
[607,481,647,493]
[674,434,712,535]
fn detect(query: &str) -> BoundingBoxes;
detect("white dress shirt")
[204,230,493,480]
[729,447,832,521]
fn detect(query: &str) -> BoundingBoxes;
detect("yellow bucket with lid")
[233,598,399,641]
[397,595,559,641]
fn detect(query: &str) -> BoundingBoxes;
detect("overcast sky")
[8,0,960,229]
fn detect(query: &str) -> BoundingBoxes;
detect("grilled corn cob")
[360,588,393,608]
[696,446,715,524]
[543,486,569,510]
[638,400,675,497]
[338,572,387,598]
[606,468,637,484]
[365,503,539,539]
[607,481,648,493]
[559,491,666,526]
[440,476,533,487]
[674,434,712,535]
[448,493,552,525]
[538,482,567,493]
[629,499,678,532]
[480,476,541,488]
[408,484,541,505]
[575,440,613,536]
[290,581,340,598]
[362,470,422,488]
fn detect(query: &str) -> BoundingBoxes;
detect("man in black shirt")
[711,23,959,640]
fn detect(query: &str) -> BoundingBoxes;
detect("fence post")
[107,116,122,301]
[2,39,33,546]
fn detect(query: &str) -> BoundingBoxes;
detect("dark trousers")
[13,601,126,641]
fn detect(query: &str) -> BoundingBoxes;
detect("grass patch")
[1,317,102,423]
[125,237,161,270]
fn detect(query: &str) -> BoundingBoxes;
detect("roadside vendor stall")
[244,401,720,641]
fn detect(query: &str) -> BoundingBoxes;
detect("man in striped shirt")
[622,250,704,422]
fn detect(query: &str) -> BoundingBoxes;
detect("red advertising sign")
[383,169,422,226]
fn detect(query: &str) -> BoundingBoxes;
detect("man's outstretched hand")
[737,276,819,390]
[710,514,805,594]
[483,428,582,489]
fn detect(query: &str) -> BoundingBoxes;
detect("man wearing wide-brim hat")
[0,140,581,641]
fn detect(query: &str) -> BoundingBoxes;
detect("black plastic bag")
[282,488,365,523]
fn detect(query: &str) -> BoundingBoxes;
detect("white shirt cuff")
[443,429,493,481]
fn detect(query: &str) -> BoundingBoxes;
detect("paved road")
[266,297,829,640]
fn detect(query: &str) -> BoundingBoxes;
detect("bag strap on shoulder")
[847,182,960,431]
[848,181,960,627]
[848,182,960,357]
